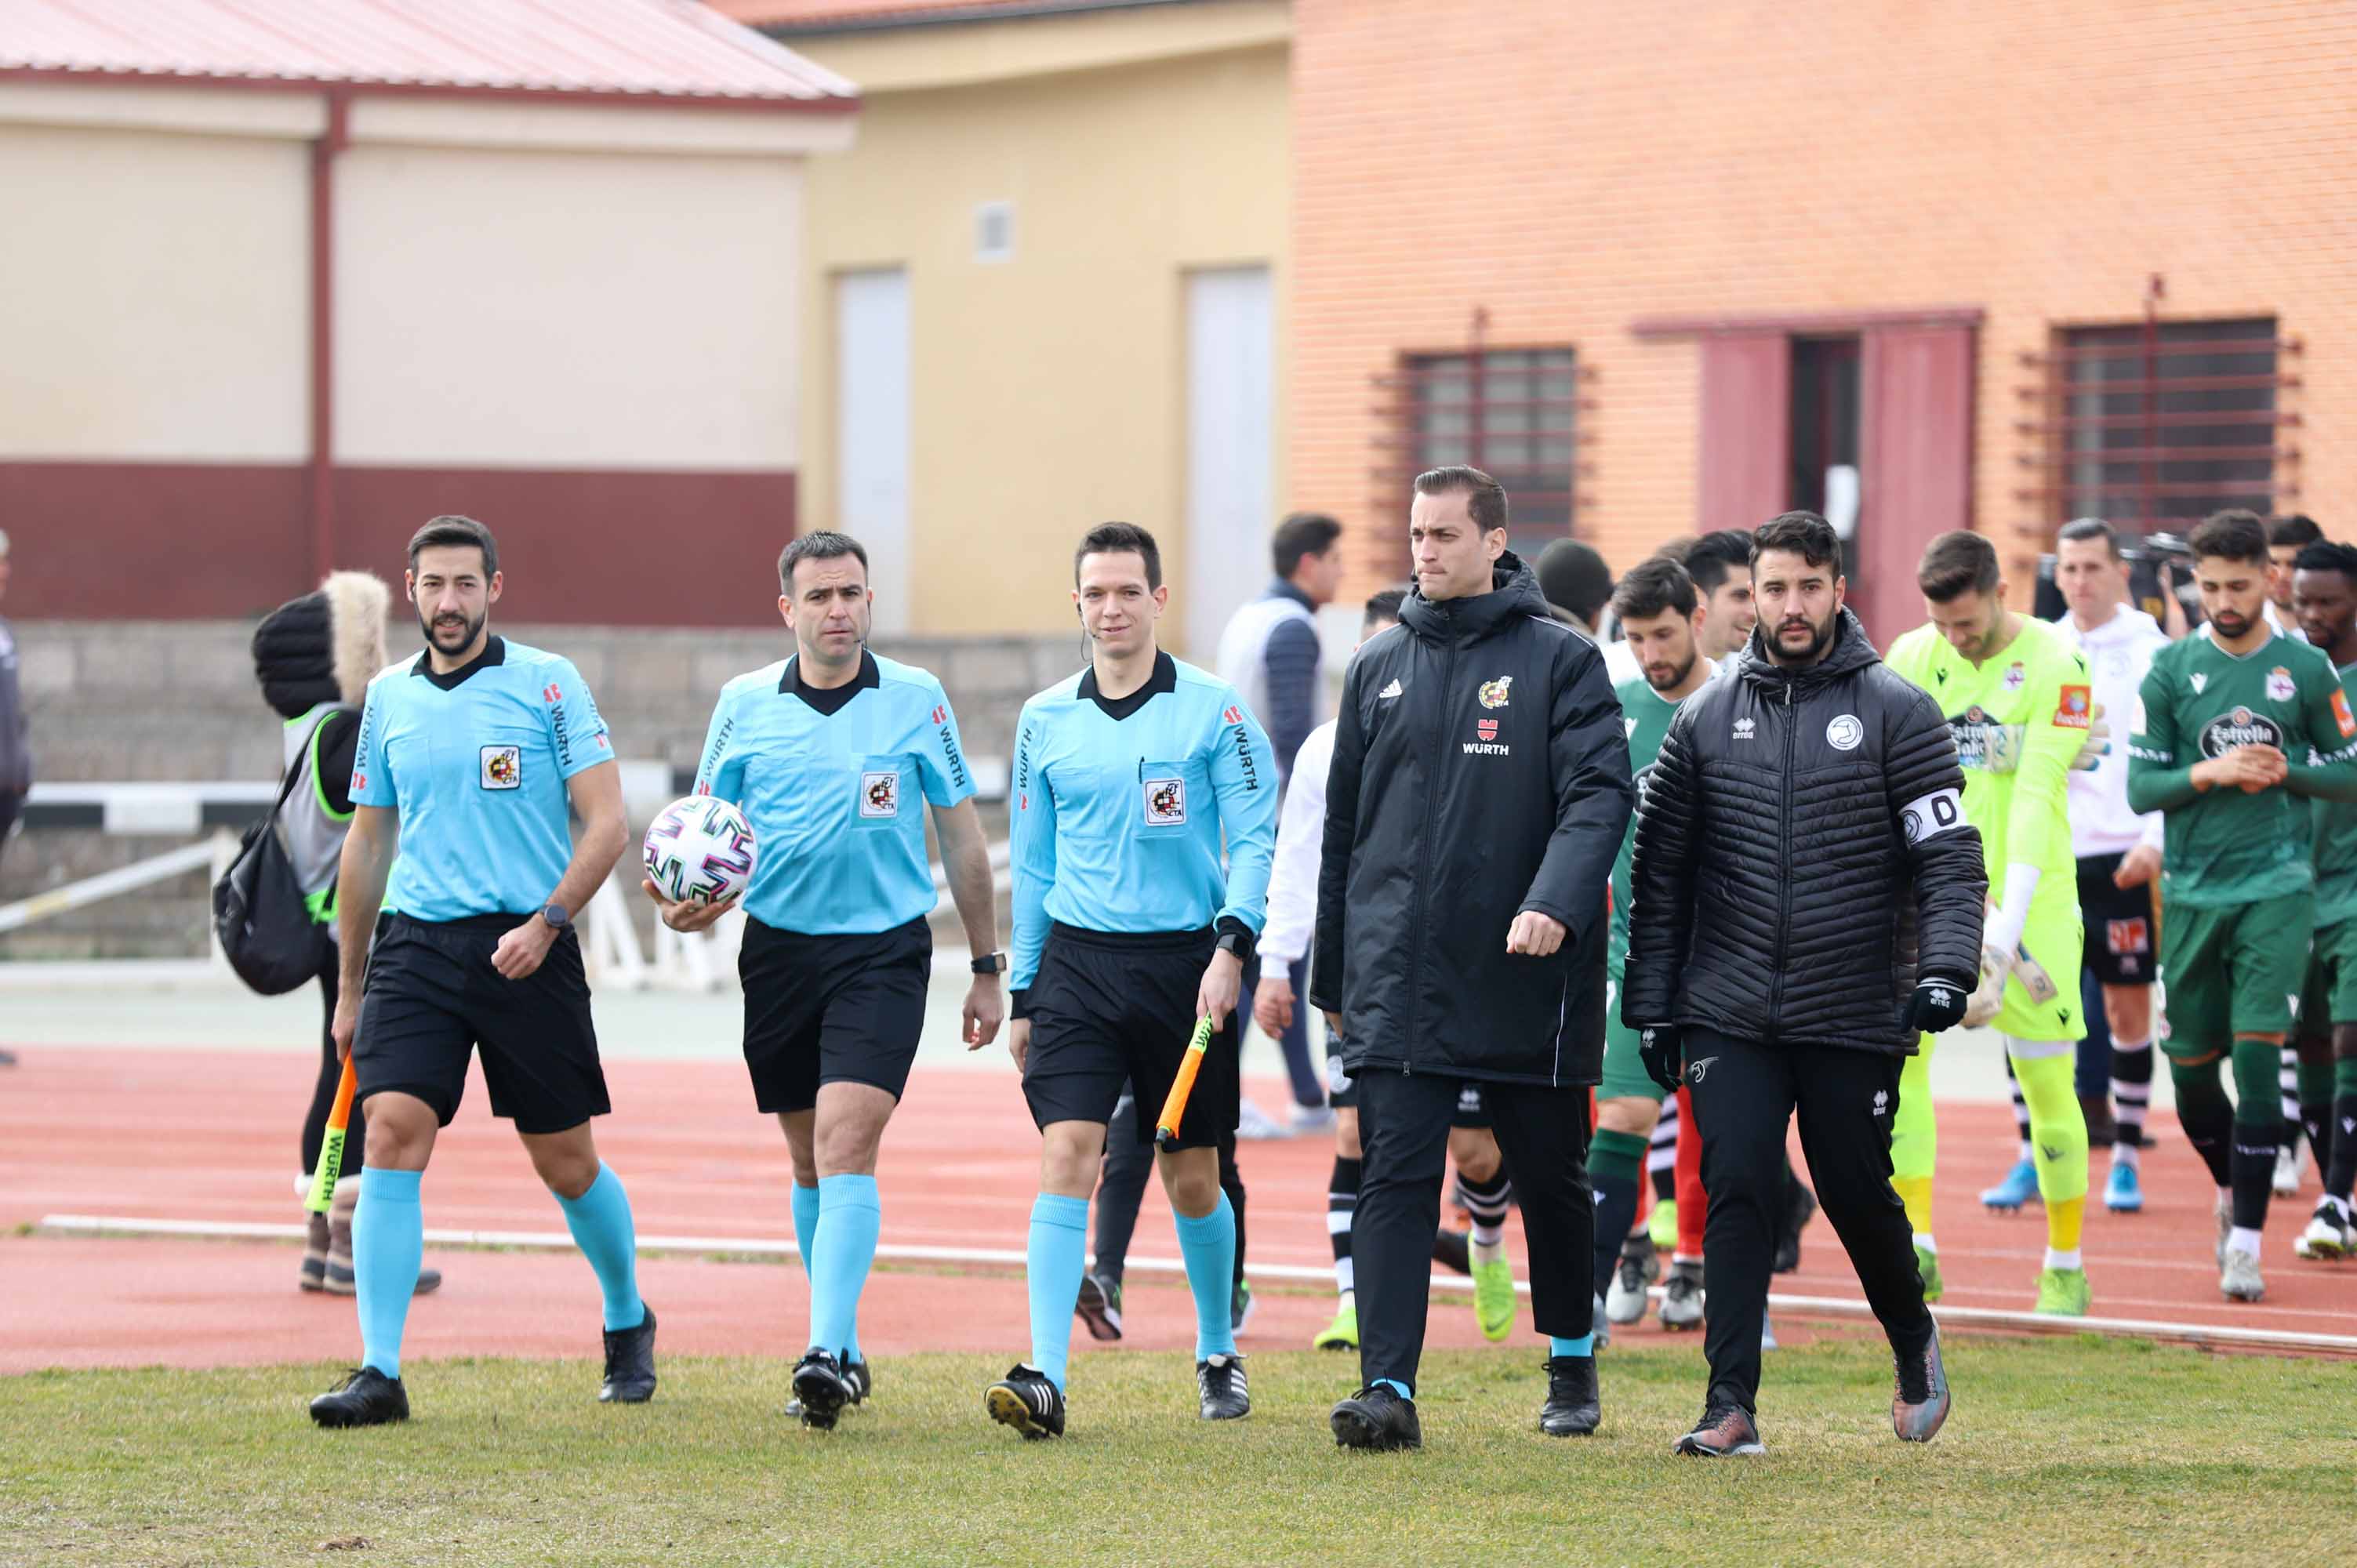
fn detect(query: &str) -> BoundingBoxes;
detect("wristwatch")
[539,902,571,931]
[971,951,1008,976]
[1215,922,1255,967]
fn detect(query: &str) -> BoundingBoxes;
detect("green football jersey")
[1610,668,1694,948]
[2129,627,2357,908]
[2313,660,2357,927]
[1884,615,2086,885]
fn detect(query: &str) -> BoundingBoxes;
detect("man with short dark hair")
[1536,537,1641,687]
[310,516,648,1428]
[1628,510,1981,1456]
[2130,510,2357,1301]
[648,530,1001,1429]
[1317,466,1632,1450]
[2051,517,2171,1214]
[1215,511,1345,1131]
[2290,539,2357,1258]
[1887,531,2095,1316]
[989,523,1278,1439]
[2266,514,2324,618]
[1681,528,1762,662]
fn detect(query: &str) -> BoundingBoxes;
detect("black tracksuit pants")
[1355,1069,1593,1393]
[1683,1026,1932,1415]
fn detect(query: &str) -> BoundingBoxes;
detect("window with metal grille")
[1375,346,1578,562]
[2021,316,2300,535]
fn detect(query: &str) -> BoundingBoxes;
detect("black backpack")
[212,722,336,996]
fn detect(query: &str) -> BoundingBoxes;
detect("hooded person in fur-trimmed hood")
[251,572,442,1301]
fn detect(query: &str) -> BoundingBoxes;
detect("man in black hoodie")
[1624,511,1983,1457]
[1313,466,1633,1450]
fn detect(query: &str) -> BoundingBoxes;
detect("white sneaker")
[2214,1193,2232,1268]
[1235,1099,1286,1141]
[1287,1104,1336,1137]
[2221,1247,2265,1302]
[2293,1200,2352,1261]
[2273,1139,2302,1197]
[1760,1310,1778,1352]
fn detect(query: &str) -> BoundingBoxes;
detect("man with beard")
[1315,466,1632,1450]
[311,516,647,1427]
[2287,540,2357,1258]
[1887,532,2094,1316]
[1591,559,1720,1335]
[2129,510,2357,1301]
[1625,510,1982,1456]
[649,531,1003,1429]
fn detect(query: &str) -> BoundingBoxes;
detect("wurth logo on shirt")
[543,682,562,704]
[1463,713,1510,757]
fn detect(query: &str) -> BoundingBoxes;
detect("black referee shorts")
[1023,923,1240,1150]
[354,914,608,1135]
[739,915,932,1114]
[2078,852,2158,988]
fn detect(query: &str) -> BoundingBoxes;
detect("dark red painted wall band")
[0,460,797,625]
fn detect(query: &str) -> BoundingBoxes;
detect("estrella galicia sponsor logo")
[2199,706,2285,758]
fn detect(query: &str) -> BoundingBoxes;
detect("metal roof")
[2,0,858,108]
[717,0,1187,36]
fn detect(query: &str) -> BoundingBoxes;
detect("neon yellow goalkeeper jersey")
[1885,615,2088,887]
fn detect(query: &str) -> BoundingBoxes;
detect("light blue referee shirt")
[351,637,612,922]
[694,649,975,935]
[1008,652,1279,994]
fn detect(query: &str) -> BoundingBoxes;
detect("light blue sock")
[1173,1191,1238,1360]
[790,1181,820,1272]
[554,1162,645,1332]
[353,1168,422,1380]
[1551,1334,1596,1359]
[1374,1377,1412,1400]
[1026,1192,1090,1391]
[808,1174,881,1361]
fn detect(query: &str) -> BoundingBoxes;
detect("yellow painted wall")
[793,23,1290,642]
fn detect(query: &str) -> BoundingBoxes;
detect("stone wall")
[2,619,1066,958]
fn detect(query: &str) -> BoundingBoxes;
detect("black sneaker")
[1197,1353,1250,1421]
[1538,1356,1600,1437]
[1891,1323,1951,1443]
[1674,1403,1763,1457]
[1075,1272,1124,1342]
[790,1349,853,1430]
[1774,1177,1818,1275]
[309,1366,409,1428]
[1330,1383,1422,1452]
[1431,1227,1473,1276]
[598,1307,657,1404]
[985,1363,1066,1439]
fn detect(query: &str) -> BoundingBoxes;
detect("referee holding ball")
[310,515,649,1428]
[986,522,1278,1439]
[648,532,1004,1431]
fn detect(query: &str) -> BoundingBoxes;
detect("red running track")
[0,1048,2348,1374]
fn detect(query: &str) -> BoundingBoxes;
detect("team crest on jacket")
[1477,676,1513,710]
[2002,662,2026,693]
[1825,714,1863,751]
[2266,666,2295,702]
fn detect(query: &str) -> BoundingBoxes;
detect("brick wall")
[1291,0,2355,597]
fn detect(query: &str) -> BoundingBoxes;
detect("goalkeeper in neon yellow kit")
[1886,531,2094,1316]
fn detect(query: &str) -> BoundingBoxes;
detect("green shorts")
[1598,942,1666,1105]
[2299,916,2357,1035]
[1992,887,2087,1045]
[2159,891,2315,1061]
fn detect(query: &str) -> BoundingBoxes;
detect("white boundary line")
[38,1214,2357,1356]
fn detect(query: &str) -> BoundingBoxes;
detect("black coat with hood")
[1309,554,1633,1086]
[1620,608,1986,1055]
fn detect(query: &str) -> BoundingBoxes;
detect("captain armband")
[1896,787,1967,846]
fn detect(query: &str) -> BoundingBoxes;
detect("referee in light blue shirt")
[309,516,649,1430]
[645,531,1002,1431]
[983,523,1279,1440]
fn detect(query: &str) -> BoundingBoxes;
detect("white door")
[1185,265,1273,662]
[835,268,911,635]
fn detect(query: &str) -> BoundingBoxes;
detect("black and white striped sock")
[1455,1168,1513,1248]
[1328,1156,1360,1299]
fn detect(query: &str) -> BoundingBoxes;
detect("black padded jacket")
[1620,609,1985,1055]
